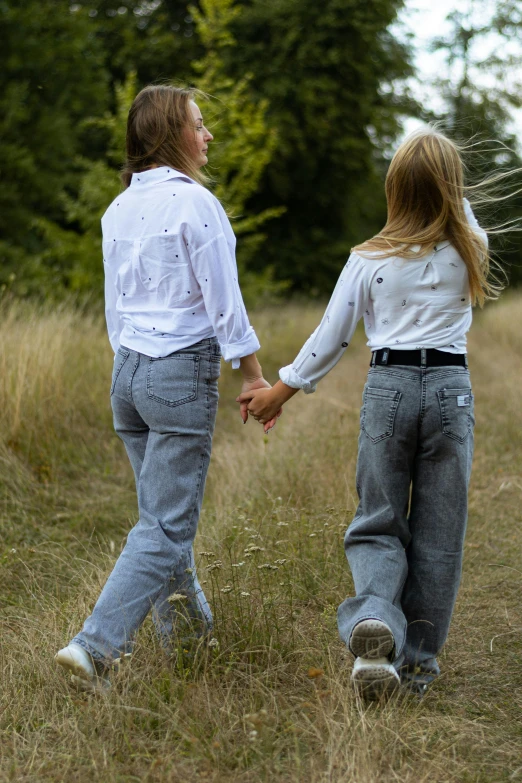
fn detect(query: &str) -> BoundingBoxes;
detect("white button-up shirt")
[102,166,260,367]
[280,200,487,393]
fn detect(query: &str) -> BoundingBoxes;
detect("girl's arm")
[278,253,369,394]
[463,197,488,248]
[185,189,281,429]
[186,189,261,368]
[103,244,123,353]
[238,253,370,423]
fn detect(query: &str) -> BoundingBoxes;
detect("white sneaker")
[349,619,395,659]
[351,656,400,700]
[55,643,110,693]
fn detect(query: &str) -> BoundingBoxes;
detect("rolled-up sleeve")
[279,253,369,393]
[187,194,260,367]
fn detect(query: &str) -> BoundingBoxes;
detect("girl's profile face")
[186,101,213,168]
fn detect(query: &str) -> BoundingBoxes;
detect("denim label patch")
[457,395,470,407]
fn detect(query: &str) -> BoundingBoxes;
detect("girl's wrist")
[239,353,263,382]
[271,380,299,407]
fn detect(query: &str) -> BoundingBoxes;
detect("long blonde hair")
[354,128,501,307]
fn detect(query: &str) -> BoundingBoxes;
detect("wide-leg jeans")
[337,364,474,676]
[72,338,220,665]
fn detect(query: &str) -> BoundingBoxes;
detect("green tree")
[33,75,137,294]
[223,0,413,294]
[430,0,522,285]
[191,0,287,302]
[0,0,110,294]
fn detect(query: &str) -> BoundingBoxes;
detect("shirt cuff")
[279,364,317,394]
[220,328,261,368]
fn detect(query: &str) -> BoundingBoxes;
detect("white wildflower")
[220,585,233,594]
[231,562,245,568]
[274,558,287,565]
[240,591,250,597]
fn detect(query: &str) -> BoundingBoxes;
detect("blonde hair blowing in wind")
[354,128,502,307]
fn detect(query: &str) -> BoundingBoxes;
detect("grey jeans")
[337,364,474,676]
[72,338,220,664]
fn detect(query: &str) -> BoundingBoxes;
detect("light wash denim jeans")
[337,363,474,680]
[72,338,221,665]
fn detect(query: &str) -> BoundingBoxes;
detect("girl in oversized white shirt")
[277,197,484,394]
[102,165,260,366]
[239,128,497,701]
[55,85,279,690]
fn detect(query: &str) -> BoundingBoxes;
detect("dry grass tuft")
[1,296,521,782]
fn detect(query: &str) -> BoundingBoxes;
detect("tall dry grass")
[1,295,521,782]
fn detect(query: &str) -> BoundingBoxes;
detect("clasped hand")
[236,378,283,433]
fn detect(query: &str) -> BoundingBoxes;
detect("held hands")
[237,377,283,433]
[237,380,298,430]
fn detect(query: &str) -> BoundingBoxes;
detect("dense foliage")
[1,0,520,300]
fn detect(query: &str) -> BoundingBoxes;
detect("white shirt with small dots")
[102,166,260,366]
[280,199,487,393]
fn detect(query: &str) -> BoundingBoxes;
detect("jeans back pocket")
[437,387,473,442]
[147,355,199,407]
[362,386,402,443]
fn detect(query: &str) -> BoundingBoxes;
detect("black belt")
[371,348,467,368]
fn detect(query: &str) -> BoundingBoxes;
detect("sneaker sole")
[55,649,93,682]
[55,649,110,693]
[350,619,394,659]
[352,663,400,701]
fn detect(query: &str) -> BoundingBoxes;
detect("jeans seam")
[418,369,427,426]
[128,352,140,403]
[111,351,130,396]
[369,369,417,382]
[176,357,211,574]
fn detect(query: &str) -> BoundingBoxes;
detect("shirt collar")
[434,240,451,252]
[129,166,195,187]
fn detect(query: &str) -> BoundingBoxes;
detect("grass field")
[1,294,521,782]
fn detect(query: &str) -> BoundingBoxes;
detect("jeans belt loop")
[464,353,468,369]
[381,347,389,366]
[370,351,376,367]
[420,348,427,367]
